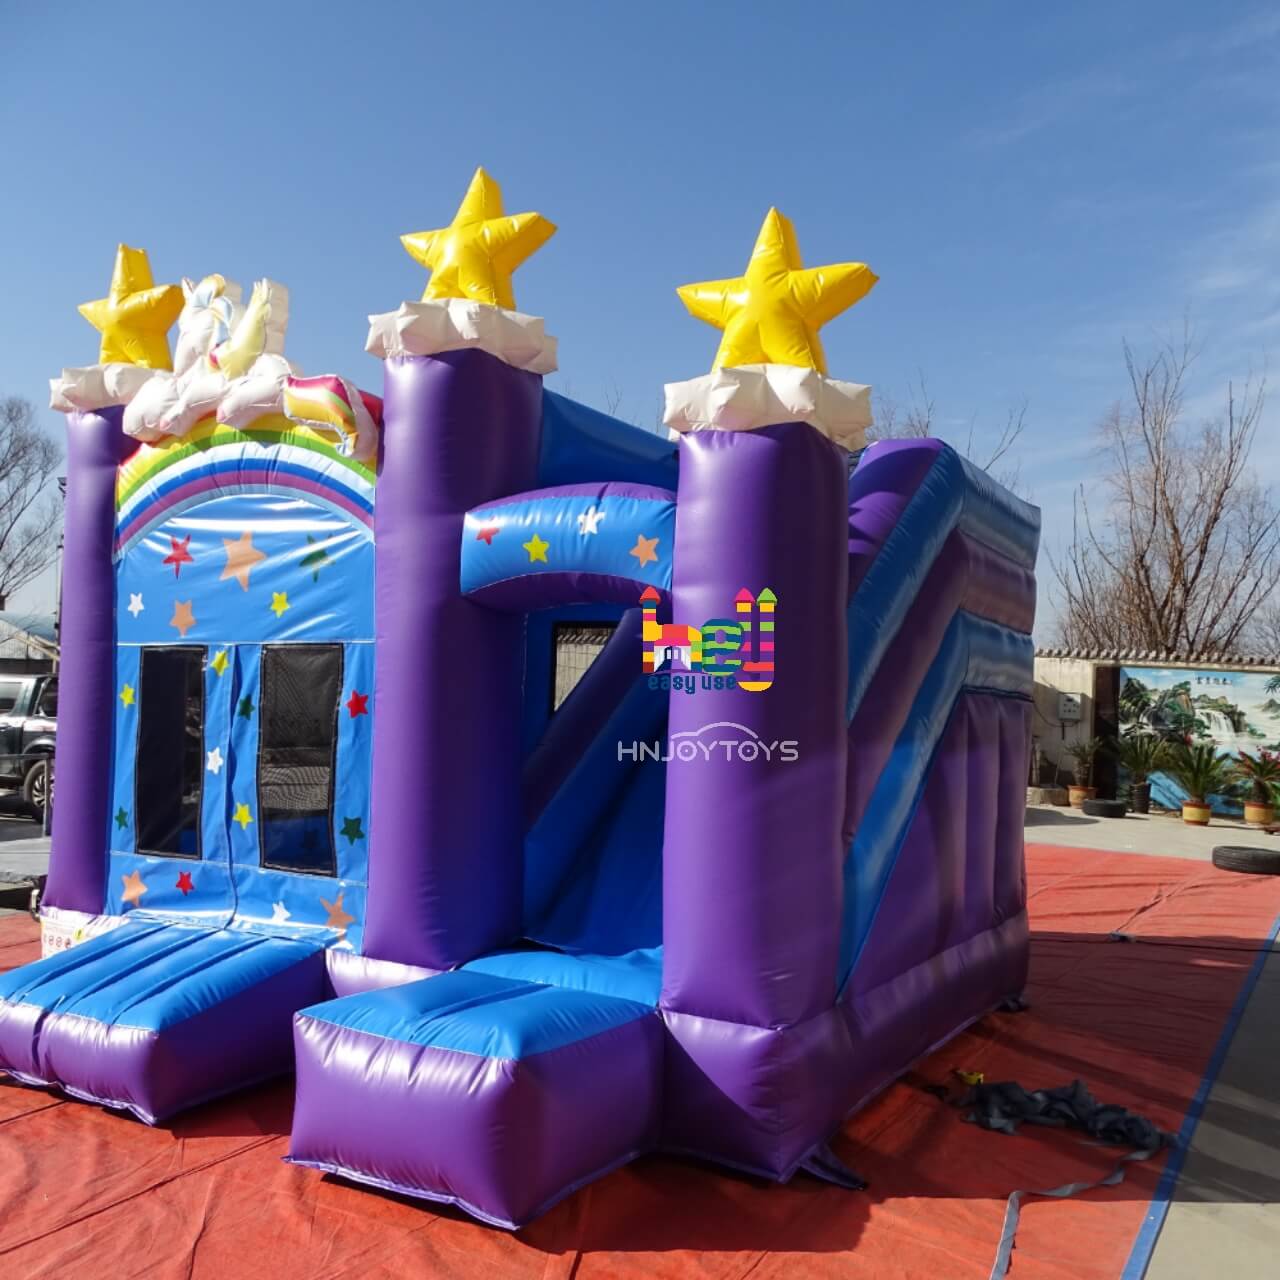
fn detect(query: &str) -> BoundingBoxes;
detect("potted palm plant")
[1116,733,1169,815]
[1234,751,1279,828]
[1064,737,1104,807]
[1167,742,1235,826]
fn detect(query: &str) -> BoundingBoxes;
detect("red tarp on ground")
[2,844,1277,1280]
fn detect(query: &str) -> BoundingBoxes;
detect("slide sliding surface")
[522,614,667,969]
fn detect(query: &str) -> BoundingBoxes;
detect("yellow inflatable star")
[677,208,878,374]
[401,167,556,310]
[78,244,183,369]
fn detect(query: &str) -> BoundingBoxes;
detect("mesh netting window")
[551,624,617,712]
[258,644,342,876]
[135,647,204,858]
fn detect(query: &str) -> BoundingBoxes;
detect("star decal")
[629,534,660,568]
[121,869,147,907]
[170,599,196,637]
[162,534,194,578]
[340,816,365,844]
[523,533,550,563]
[238,694,254,719]
[300,535,330,582]
[345,690,369,718]
[176,870,194,896]
[677,208,878,374]
[578,506,606,536]
[270,901,291,924]
[233,802,253,830]
[206,746,223,775]
[320,890,355,936]
[114,806,128,830]
[127,593,144,618]
[400,166,556,310]
[119,683,135,709]
[270,591,290,618]
[220,530,267,591]
[78,243,183,369]
[475,525,500,545]
[211,649,229,676]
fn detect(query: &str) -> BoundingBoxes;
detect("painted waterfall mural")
[1120,665,1280,814]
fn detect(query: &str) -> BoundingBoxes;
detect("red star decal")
[176,870,194,896]
[162,534,194,578]
[345,690,369,718]
[476,525,500,545]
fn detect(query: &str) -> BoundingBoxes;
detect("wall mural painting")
[1120,665,1280,814]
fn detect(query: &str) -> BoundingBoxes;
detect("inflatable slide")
[0,169,1038,1228]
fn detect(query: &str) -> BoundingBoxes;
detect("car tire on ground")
[1211,845,1280,876]
[21,758,50,823]
[1081,798,1127,818]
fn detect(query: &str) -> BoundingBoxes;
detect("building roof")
[1036,645,1280,668]
[0,612,57,648]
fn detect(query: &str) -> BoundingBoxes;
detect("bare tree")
[1051,331,1277,654]
[870,373,1028,486]
[0,398,62,604]
[1247,599,1280,656]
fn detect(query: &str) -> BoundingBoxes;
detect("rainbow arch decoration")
[115,415,375,556]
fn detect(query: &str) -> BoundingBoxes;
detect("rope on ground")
[957,1079,1173,1280]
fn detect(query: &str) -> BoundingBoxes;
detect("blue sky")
[3,2,1277,635]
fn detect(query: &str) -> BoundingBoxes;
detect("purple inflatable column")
[44,407,134,914]
[364,350,543,970]
[661,423,849,1029]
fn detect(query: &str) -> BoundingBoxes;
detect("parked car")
[0,673,56,820]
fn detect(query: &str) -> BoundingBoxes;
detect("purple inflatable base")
[0,1056,296,1128]
[286,1003,664,1229]
[659,908,1028,1182]
[286,908,1026,1228]
[282,1146,651,1233]
[0,945,326,1125]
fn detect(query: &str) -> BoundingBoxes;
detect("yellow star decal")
[270,591,290,618]
[522,533,550,563]
[320,890,355,936]
[119,683,135,708]
[677,208,877,374]
[211,649,230,676]
[78,244,183,369]
[233,803,253,830]
[170,599,196,637]
[629,534,660,568]
[401,167,556,310]
[121,869,147,907]
[220,531,267,591]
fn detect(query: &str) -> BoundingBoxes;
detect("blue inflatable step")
[287,968,663,1227]
[0,920,326,1122]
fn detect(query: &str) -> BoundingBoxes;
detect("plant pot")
[1182,802,1212,826]
[1129,782,1151,815]
[1244,802,1276,828]
[1068,785,1095,808]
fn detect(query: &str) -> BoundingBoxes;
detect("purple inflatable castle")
[0,173,1038,1228]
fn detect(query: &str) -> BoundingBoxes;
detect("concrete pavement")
[1026,803,1276,860]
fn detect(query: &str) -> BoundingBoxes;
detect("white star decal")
[127,593,144,618]
[578,505,606,536]
[270,901,291,924]
[206,746,223,775]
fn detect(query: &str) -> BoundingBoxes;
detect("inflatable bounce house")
[0,169,1039,1228]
